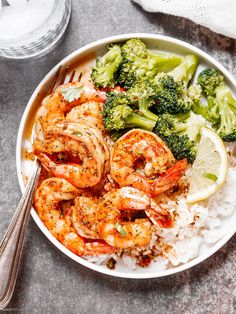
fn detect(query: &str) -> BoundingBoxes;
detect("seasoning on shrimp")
[72,195,101,239]
[66,101,104,132]
[96,187,172,249]
[33,120,110,188]
[110,129,187,196]
[36,81,106,134]
[34,177,115,256]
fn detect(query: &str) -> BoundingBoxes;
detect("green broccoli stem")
[148,53,182,73]
[168,55,198,86]
[138,98,159,121]
[192,102,208,119]
[127,113,156,131]
[216,84,236,108]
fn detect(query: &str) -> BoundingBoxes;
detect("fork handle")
[0,162,41,309]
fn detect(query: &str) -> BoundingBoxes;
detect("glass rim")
[0,0,71,59]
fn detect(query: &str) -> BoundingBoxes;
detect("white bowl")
[16,33,236,279]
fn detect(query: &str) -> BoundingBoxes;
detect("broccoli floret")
[127,80,159,120]
[152,55,199,114]
[214,85,236,141]
[196,68,224,126]
[197,68,236,141]
[91,45,122,88]
[192,87,220,128]
[187,84,202,107]
[153,76,201,114]
[117,39,182,88]
[153,111,205,163]
[153,74,190,114]
[102,92,156,132]
[197,68,223,97]
[195,102,220,130]
[128,62,201,117]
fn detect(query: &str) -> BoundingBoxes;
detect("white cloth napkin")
[133,0,236,39]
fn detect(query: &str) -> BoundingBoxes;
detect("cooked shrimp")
[34,120,110,188]
[34,178,115,256]
[72,196,101,239]
[96,187,172,249]
[71,180,120,240]
[66,101,104,132]
[36,81,106,133]
[111,129,187,196]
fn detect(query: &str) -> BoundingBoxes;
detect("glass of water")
[0,0,71,59]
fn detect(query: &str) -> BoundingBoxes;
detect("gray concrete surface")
[0,0,236,313]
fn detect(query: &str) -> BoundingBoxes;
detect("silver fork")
[0,66,76,309]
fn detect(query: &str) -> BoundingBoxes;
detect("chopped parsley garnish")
[203,172,218,182]
[114,222,126,237]
[72,131,83,136]
[61,85,83,102]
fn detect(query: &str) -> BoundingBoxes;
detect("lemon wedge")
[186,127,228,203]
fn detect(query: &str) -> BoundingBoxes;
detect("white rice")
[155,165,236,267]
[85,157,236,271]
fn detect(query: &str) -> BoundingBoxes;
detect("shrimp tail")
[84,241,116,255]
[152,158,187,195]
[34,151,56,173]
[145,204,173,228]
[61,235,86,256]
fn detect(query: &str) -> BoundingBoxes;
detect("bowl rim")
[16,33,236,279]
